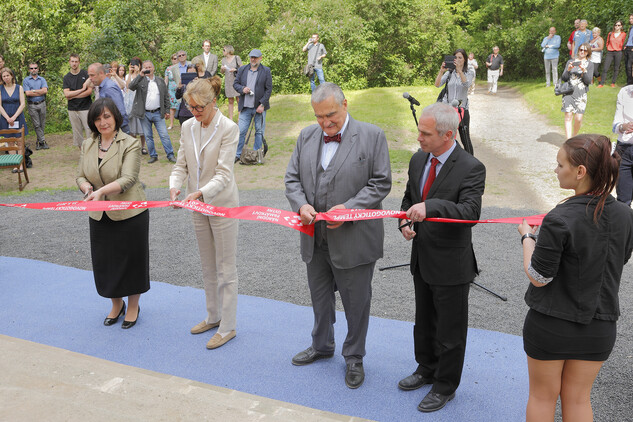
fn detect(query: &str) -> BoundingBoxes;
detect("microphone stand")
[409,102,418,127]
[378,263,507,301]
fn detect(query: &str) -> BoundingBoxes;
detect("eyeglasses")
[29,67,38,70]
[616,24,622,26]
[186,103,207,112]
[579,48,588,52]
[177,54,186,57]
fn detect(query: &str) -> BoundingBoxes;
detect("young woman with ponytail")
[517,134,633,421]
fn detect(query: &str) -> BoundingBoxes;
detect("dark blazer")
[233,64,273,112]
[285,116,392,269]
[527,194,633,324]
[401,144,486,285]
[128,74,170,119]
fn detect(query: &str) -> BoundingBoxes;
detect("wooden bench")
[0,127,30,191]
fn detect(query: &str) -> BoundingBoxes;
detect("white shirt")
[420,141,457,197]
[321,114,350,170]
[203,52,210,68]
[613,85,633,143]
[145,76,160,111]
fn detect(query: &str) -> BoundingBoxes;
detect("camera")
[142,69,151,75]
[444,55,456,70]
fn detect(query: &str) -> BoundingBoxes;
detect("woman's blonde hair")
[183,76,222,106]
[191,56,205,72]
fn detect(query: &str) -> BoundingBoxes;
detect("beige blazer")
[169,110,239,207]
[76,130,146,221]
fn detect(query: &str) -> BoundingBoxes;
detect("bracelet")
[521,233,537,244]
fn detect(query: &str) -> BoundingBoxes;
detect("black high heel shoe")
[121,306,140,329]
[104,302,126,326]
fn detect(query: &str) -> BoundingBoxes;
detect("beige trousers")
[68,110,90,147]
[192,212,238,335]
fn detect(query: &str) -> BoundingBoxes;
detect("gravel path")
[1,86,631,421]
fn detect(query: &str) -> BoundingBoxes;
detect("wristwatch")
[521,233,537,244]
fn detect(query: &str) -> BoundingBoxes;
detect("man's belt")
[146,108,161,113]
[28,100,45,105]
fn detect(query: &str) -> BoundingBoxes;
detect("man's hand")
[400,219,416,241]
[406,202,426,223]
[243,87,251,95]
[299,204,317,225]
[256,104,265,114]
[326,204,346,229]
[165,113,170,119]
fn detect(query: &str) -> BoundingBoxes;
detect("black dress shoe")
[398,373,432,391]
[148,156,158,164]
[103,302,126,326]
[345,362,364,389]
[291,346,334,366]
[417,391,455,413]
[121,306,139,329]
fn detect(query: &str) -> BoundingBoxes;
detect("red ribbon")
[0,201,546,236]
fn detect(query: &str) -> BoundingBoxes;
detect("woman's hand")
[440,62,447,73]
[84,188,103,202]
[567,61,574,71]
[169,188,181,209]
[80,182,93,198]
[517,219,538,236]
[7,116,15,126]
[184,190,203,202]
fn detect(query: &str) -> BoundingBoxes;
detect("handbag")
[554,81,574,96]
[303,43,320,78]
[239,115,268,165]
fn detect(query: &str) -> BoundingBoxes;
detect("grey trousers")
[544,57,559,86]
[306,244,375,364]
[27,101,46,143]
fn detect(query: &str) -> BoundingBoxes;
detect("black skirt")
[523,309,616,361]
[89,210,150,298]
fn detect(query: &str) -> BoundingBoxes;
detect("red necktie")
[422,158,439,201]
[324,133,341,143]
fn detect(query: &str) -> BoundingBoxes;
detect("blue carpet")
[0,257,527,421]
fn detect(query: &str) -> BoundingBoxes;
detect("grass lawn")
[511,80,620,138]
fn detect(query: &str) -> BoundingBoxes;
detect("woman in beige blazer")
[169,77,240,349]
[76,97,149,329]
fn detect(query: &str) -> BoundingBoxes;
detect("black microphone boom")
[403,92,420,106]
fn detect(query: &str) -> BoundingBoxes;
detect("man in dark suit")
[233,49,273,161]
[398,102,485,412]
[285,82,391,389]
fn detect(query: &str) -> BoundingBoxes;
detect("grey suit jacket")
[285,115,392,269]
[194,54,218,76]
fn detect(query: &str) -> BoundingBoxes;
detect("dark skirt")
[89,210,150,298]
[523,309,616,361]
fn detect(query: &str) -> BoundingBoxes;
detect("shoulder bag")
[303,43,320,78]
[239,115,268,165]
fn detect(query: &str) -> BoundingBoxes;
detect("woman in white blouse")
[169,76,240,349]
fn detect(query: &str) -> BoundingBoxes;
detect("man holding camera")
[302,34,327,92]
[87,63,130,135]
[128,60,175,163]
[485,46,504,95]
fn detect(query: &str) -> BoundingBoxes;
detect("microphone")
[403,92,420,106]
[451,99,461,107]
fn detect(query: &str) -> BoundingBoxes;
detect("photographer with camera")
[435,49,474,155]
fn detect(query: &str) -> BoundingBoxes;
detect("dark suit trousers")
[625,47,633,85]
[413,268,470,395]
[306,244,374,364]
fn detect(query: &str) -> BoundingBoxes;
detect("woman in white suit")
[169,76,240,349]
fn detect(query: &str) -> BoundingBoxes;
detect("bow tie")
[324,133,341,144]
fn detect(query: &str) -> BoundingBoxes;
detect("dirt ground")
[0,85,567,213]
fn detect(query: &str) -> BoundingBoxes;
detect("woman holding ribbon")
[169,76,240,349]
[76,97,149,329]
[517,134,633,421]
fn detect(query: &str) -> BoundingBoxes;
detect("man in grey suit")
[284,82,392,389]
[194,40,218,76]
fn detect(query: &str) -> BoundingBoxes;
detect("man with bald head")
[87,63,129,134]
[541,27,561,87]
[285,82,391,389]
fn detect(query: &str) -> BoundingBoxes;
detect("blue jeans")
[142,110,174,158]
[236,108,263,158]
[616,142,633,206]
[310,67,325,92]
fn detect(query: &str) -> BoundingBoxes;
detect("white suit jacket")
[169,110,239,207]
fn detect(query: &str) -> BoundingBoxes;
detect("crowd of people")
[3,21,633,421]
